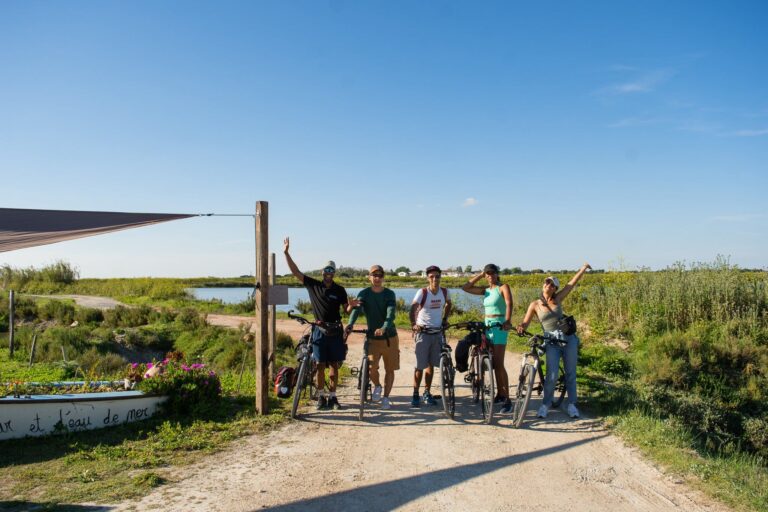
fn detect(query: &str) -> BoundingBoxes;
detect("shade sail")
[0,208,195,253]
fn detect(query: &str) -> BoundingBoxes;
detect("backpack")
[274,366,297,398]
[454,331,482,372]
[418,287,448,308]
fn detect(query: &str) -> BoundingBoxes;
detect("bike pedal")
[464,374,473,384]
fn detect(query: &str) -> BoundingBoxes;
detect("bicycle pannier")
[274,366,297,398]
[556,315,577,336]
[454,331,481,372]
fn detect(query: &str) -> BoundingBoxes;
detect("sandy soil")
[109,317,728,512]
[23,294,128,310]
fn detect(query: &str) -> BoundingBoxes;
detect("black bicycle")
[454,321,500,424]
[287,311,339,419]
[511,331,567,427]
[347,328,371,420]
[421,325,456,419]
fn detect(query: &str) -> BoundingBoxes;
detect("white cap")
[545,276,560,288]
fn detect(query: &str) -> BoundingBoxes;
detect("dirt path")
[23,294,128,310]
[113,319,728,512]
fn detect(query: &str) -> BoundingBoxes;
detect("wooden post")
[9,290,14,358]
[254,201,270,414]
[29,332,38,367]
[269,252,276,379]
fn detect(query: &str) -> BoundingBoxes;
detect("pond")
[189,287,484,313]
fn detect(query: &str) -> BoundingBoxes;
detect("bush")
[38,300,76,325]
[75,307,104,324]
[103,306,153,327]
[294,299,312,315]
[79,348,127,376]
[136,359,222,415]
[174,308,206,329]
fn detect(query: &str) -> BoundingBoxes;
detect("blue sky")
[1,1,766,277]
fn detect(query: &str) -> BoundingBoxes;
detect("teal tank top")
[483,286,506,317]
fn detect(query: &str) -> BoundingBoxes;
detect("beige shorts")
[368,334,400,372]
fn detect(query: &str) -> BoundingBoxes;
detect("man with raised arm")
[345,265,399,410]
[283,237,350,410]
[409,265,453,407]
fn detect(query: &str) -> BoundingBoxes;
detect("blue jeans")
[543,333,579,407]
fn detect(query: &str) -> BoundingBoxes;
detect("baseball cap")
[369,264,384,275]
[545,276,560,288]
[483,263,500,274]
[323,261,336,272]
[425,265,441,274]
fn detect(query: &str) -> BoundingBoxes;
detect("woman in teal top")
[462,263,514,413]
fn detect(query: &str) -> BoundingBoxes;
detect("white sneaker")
[537,405,549,418]
[567,403,580,418]
[372,385,383,402]
[381,397,391,410]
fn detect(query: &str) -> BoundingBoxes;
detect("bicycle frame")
[511,331,566,427]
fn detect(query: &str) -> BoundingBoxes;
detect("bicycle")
[347,327,372,420]
[287,310,339,419]
[454,321,501,424]
[510,330,567,427]
[420,325,456,419]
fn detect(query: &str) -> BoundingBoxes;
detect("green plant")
[136,359,222,415]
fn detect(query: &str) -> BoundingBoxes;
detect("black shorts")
[311,326,347,364]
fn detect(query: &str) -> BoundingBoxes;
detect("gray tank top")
[538,301,563,332]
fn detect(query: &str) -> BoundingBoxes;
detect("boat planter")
[0,390,167,441]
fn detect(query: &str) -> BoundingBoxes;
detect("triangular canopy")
[0,208,195,253]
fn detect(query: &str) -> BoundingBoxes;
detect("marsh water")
[189,287,484,313]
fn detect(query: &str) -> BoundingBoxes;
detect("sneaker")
[423,391,437,406]
[493,395,505,404]
[316,396,328,410]
[500,399,512,414]
[537,404,549,418]
[411,393,420,408]
[567,403,580,418]
[328,396,342,410]
[381,397,391,410]
[372,385,383,402]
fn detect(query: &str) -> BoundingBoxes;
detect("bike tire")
[291,354,309,419]
[512,362,536,428]
[439,355,455,419]
[359,355,369,421]
[551,358,567,409]
[480,355,495,424]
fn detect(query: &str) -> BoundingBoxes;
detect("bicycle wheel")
[358,355,369,421]
[512,362,536,428]
[551,358,566,409]
[480,355,495,424]
[439,355,455,419]
[291,354,310,419]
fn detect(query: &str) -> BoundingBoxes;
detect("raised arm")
[462,272,486,296]
[555,262,592,302]
[283,237,305,284]
[516,301,539,335]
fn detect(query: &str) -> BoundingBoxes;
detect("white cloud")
[729,128,768,137]
[600,68,675,95]
[462,197,478,207]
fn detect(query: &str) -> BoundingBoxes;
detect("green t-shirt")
[347,287,397,339]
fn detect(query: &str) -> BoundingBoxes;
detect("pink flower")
[131,363,138,369]
[147,362,154,369]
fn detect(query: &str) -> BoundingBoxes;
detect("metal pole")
[254,201,270,414]
[9,290,14,357]
[269,252,276,379]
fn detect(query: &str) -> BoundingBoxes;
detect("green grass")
[0,397,287,505]
[607,409,768,511]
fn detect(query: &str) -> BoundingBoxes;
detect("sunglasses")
[370,273,384,278]
[323,267,335,274]
[428,274,441,279]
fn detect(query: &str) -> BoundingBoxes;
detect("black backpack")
[274,366,297,398]
[454,331,482,372]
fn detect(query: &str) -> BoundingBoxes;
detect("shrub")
[294,299,312,315]
[136,359,222,415]
[79,348,127,376]
[38,300,76,325]
[103,306,153,327]
[75,307,104,324]
[175,308,206,329]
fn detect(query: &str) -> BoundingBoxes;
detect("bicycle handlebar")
[287,310,340,328]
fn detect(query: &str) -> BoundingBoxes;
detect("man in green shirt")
[345,265,400,410]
